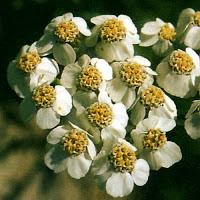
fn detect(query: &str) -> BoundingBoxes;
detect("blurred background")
[1,0,200,199]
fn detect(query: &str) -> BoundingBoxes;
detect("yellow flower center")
[54,21,80,43]
[32,84,56,108]
[192,11,200,26]
[140,86,165,108]
[143,129,167,150]
[159,24,176,41]
[78,65,102,91]
[19,52,41,73]
[169,50,194,75]
[62,129,88,155]
[100,19,126,42]
[109,143,136,173]
[87,102,112,128]
[120,62,147,87]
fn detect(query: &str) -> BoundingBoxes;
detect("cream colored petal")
[186,47,200,67]
[106,172,134,197]
[141,21,161,35]
[121,88,136,109]
[129,56,151,66]
[72,17,91,36]
[140,33,159,47]
[87,138,96,160]
[91,15,116,25]
[118,15,137,33]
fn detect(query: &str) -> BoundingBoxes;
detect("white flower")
[131,116,182,170]
[92,137,149,197]
[140,18,176,56]
[86,14,140,62]
[73,88,128,143]
[130,85,177,126]
[185,100,200,139]
[7,43,59,98]
[60,54,112,95]
[176,8,200,50]
[106,55,156,108]
[19,84,72,129]
[156,47,200,98]
[36,13,91,65]
[44,122,96,179]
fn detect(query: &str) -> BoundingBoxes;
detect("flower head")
[140,18,176,56]
[156,48,200,98]
[86,15,140,62]
[45,122,96,179]
[131,116,182,170]
[92,137,149,197]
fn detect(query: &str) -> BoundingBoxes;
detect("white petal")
[140,33,159,47]
[152,40,172,56]
[95,40,134,62]
[130,56,151,66]
[47,125,67,144]
[87,138,96,159]
[103,123,126,138]
[186,47,200,68]
[132,159,149,186]
[155,117,176,132]
[185,113,200,139]
[158,141,182,168]
[44,146,68,173]
[106,78,127,102]
[92,58,113,80]
[118,15,137,33]
[72,17,91,36]
[60,64,81,89]
[63,13,73,20]
[106,172,134,197]
[53,85,72,116]
[91,15,116,25]
[36,108,60,129]
[67,153,92,179]
[121,88,136,109]
[98,88,112,105]
[126,32,140,44]
[131,131,145,151]
[141,21,161,35]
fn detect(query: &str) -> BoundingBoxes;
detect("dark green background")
[1,0,200,199]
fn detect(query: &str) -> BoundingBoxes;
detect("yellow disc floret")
[140,86,165,108]
[54,21,80,43]
[109,143,136,173]
[100,19,126,42]
[192,11,200,26]
[143,129,167,150]
[62,129,88,155]
[32,84,56,108]
[19,52,41,73]
[79,65,102,91]
[87,102,112,128]
[120,62,147,87]
[159,24,176,41]
[169,50,194,75]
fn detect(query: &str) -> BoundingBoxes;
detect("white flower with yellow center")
[60,54,112,95]
[36,13,91,66]
[156,48,200,98]
[73,88,128,143]
[7,43,59,98]
[130,85,177,126]
[86,15,140,62]
[176,8,200,50]
[19,84,72,129]
[44,122,96,178]
[140,18,176,56]
[92,137,149,197]
[185,100,200,139]
[131,116,182,170]
[106,56,156,108]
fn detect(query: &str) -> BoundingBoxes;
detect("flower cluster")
[7,9,200,197]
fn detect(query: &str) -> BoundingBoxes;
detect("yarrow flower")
[130,85,177,125]
[60,54,112,95]
[185,100,200,139]
[36,13,91,65]
[86,14,140,62]
[20,84,72,129]
[92,137,149,197]
[7,43,59,98]
[140,18,176,56]
[106,55,156,108]
[156,47,200,98]
[131,116,182,170]
[177,8,200,50]
[45,122,96,178]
